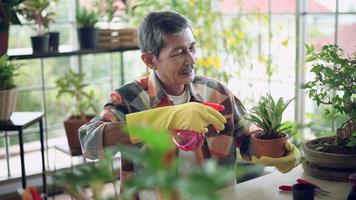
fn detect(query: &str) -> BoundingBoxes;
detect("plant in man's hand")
[244,94,294,139]
[302,44,355,146]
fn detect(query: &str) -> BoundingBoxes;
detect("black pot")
[77,27,98,49]
[31,35,49,53]
[292,183,316,200]
[48,31,60,52]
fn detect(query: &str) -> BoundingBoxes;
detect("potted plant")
[0,0,23,54]
[0,54,20,121]
[21,0,56,53]
[301,44,356,181]
[244,94,294,158]
[55,70,98,156]
[76,5,99,49]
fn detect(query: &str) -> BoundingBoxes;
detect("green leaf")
[310,64,324,74]
[305,55,317,63]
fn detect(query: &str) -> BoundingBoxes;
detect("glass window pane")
[270,15,296,83]
[15,60,42,87]
[305,14,335,50]
[271,0,296,13]
[307,0,335,13]
[16,91,42,112]
[219,0,269,14]
[337,14,356,54]
[9,25,33,49]
[339,0,356,12]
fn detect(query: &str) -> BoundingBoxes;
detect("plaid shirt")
[79,72,254,166]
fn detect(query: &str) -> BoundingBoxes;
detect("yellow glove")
[126,102,226,143]
[251,142,301,173]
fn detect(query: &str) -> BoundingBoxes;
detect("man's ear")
[141,52,157,70]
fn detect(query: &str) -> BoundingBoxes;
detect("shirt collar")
[147,72,204,107]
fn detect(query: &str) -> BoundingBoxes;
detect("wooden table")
[218,165,351,200]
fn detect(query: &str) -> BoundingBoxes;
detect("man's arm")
[79,89,131,160]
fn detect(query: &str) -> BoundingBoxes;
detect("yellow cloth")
[251,142,301,173]
[126,102,226,144]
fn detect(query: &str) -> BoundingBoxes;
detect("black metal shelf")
[8,46,140,60]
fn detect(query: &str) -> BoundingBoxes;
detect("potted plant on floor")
[0,0,23,54]
[55,70,98,156]
[76,5,99,49]
[244,94,294,158]
[0,54,20,121]
[21,0,56,53]
[301,44,356,181]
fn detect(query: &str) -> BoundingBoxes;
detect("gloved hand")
[251,142,301,173]
[126,102,226,143]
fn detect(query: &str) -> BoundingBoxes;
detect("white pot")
[0,88,17,121]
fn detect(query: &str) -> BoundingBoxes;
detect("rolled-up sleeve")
[78,90,129,160]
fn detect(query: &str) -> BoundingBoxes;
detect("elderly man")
[79,10,300,190]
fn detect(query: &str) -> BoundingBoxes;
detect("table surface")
[218,165,352,200]
[0,112,44,130]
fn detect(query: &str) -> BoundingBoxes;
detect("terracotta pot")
[0,88,17,121]
[251,131,288,158]
[63,115,94,156]
[302,137,356,182]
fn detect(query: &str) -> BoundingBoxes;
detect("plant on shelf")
[0,0,23,54]
[301,44,356,181]
[0,54,21,121]
[55,70,98,156]
[93,0,118,28]
[21,0,57,53]
[56,125,236,200]
[76,5,99,49]
[243,93,294,158]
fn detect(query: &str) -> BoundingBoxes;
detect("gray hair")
[138,11,192,57]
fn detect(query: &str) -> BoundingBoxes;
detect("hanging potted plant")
[0,54,20,121]
[301,44,356,181]
[0,0,23,55]
[21,0,56,53]
[76,5,99,49]
[55,70,98,156]
[244,94,294,158]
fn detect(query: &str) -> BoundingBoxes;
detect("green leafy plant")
[244,94,294,139]
[0,54,20,90]
[93,0,118,26]
[117,126,235,200]
[21,0,57,35]
[0,0,24,32]
[56,126,237,200]
[55,70,98,119]
[302,44,356,146]
[76,6,99,28]
[55,153,116,200]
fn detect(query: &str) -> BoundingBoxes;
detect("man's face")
[153,28,196,89]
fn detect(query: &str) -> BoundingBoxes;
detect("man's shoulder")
[115,76,148,97]
[193,75,230,93]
